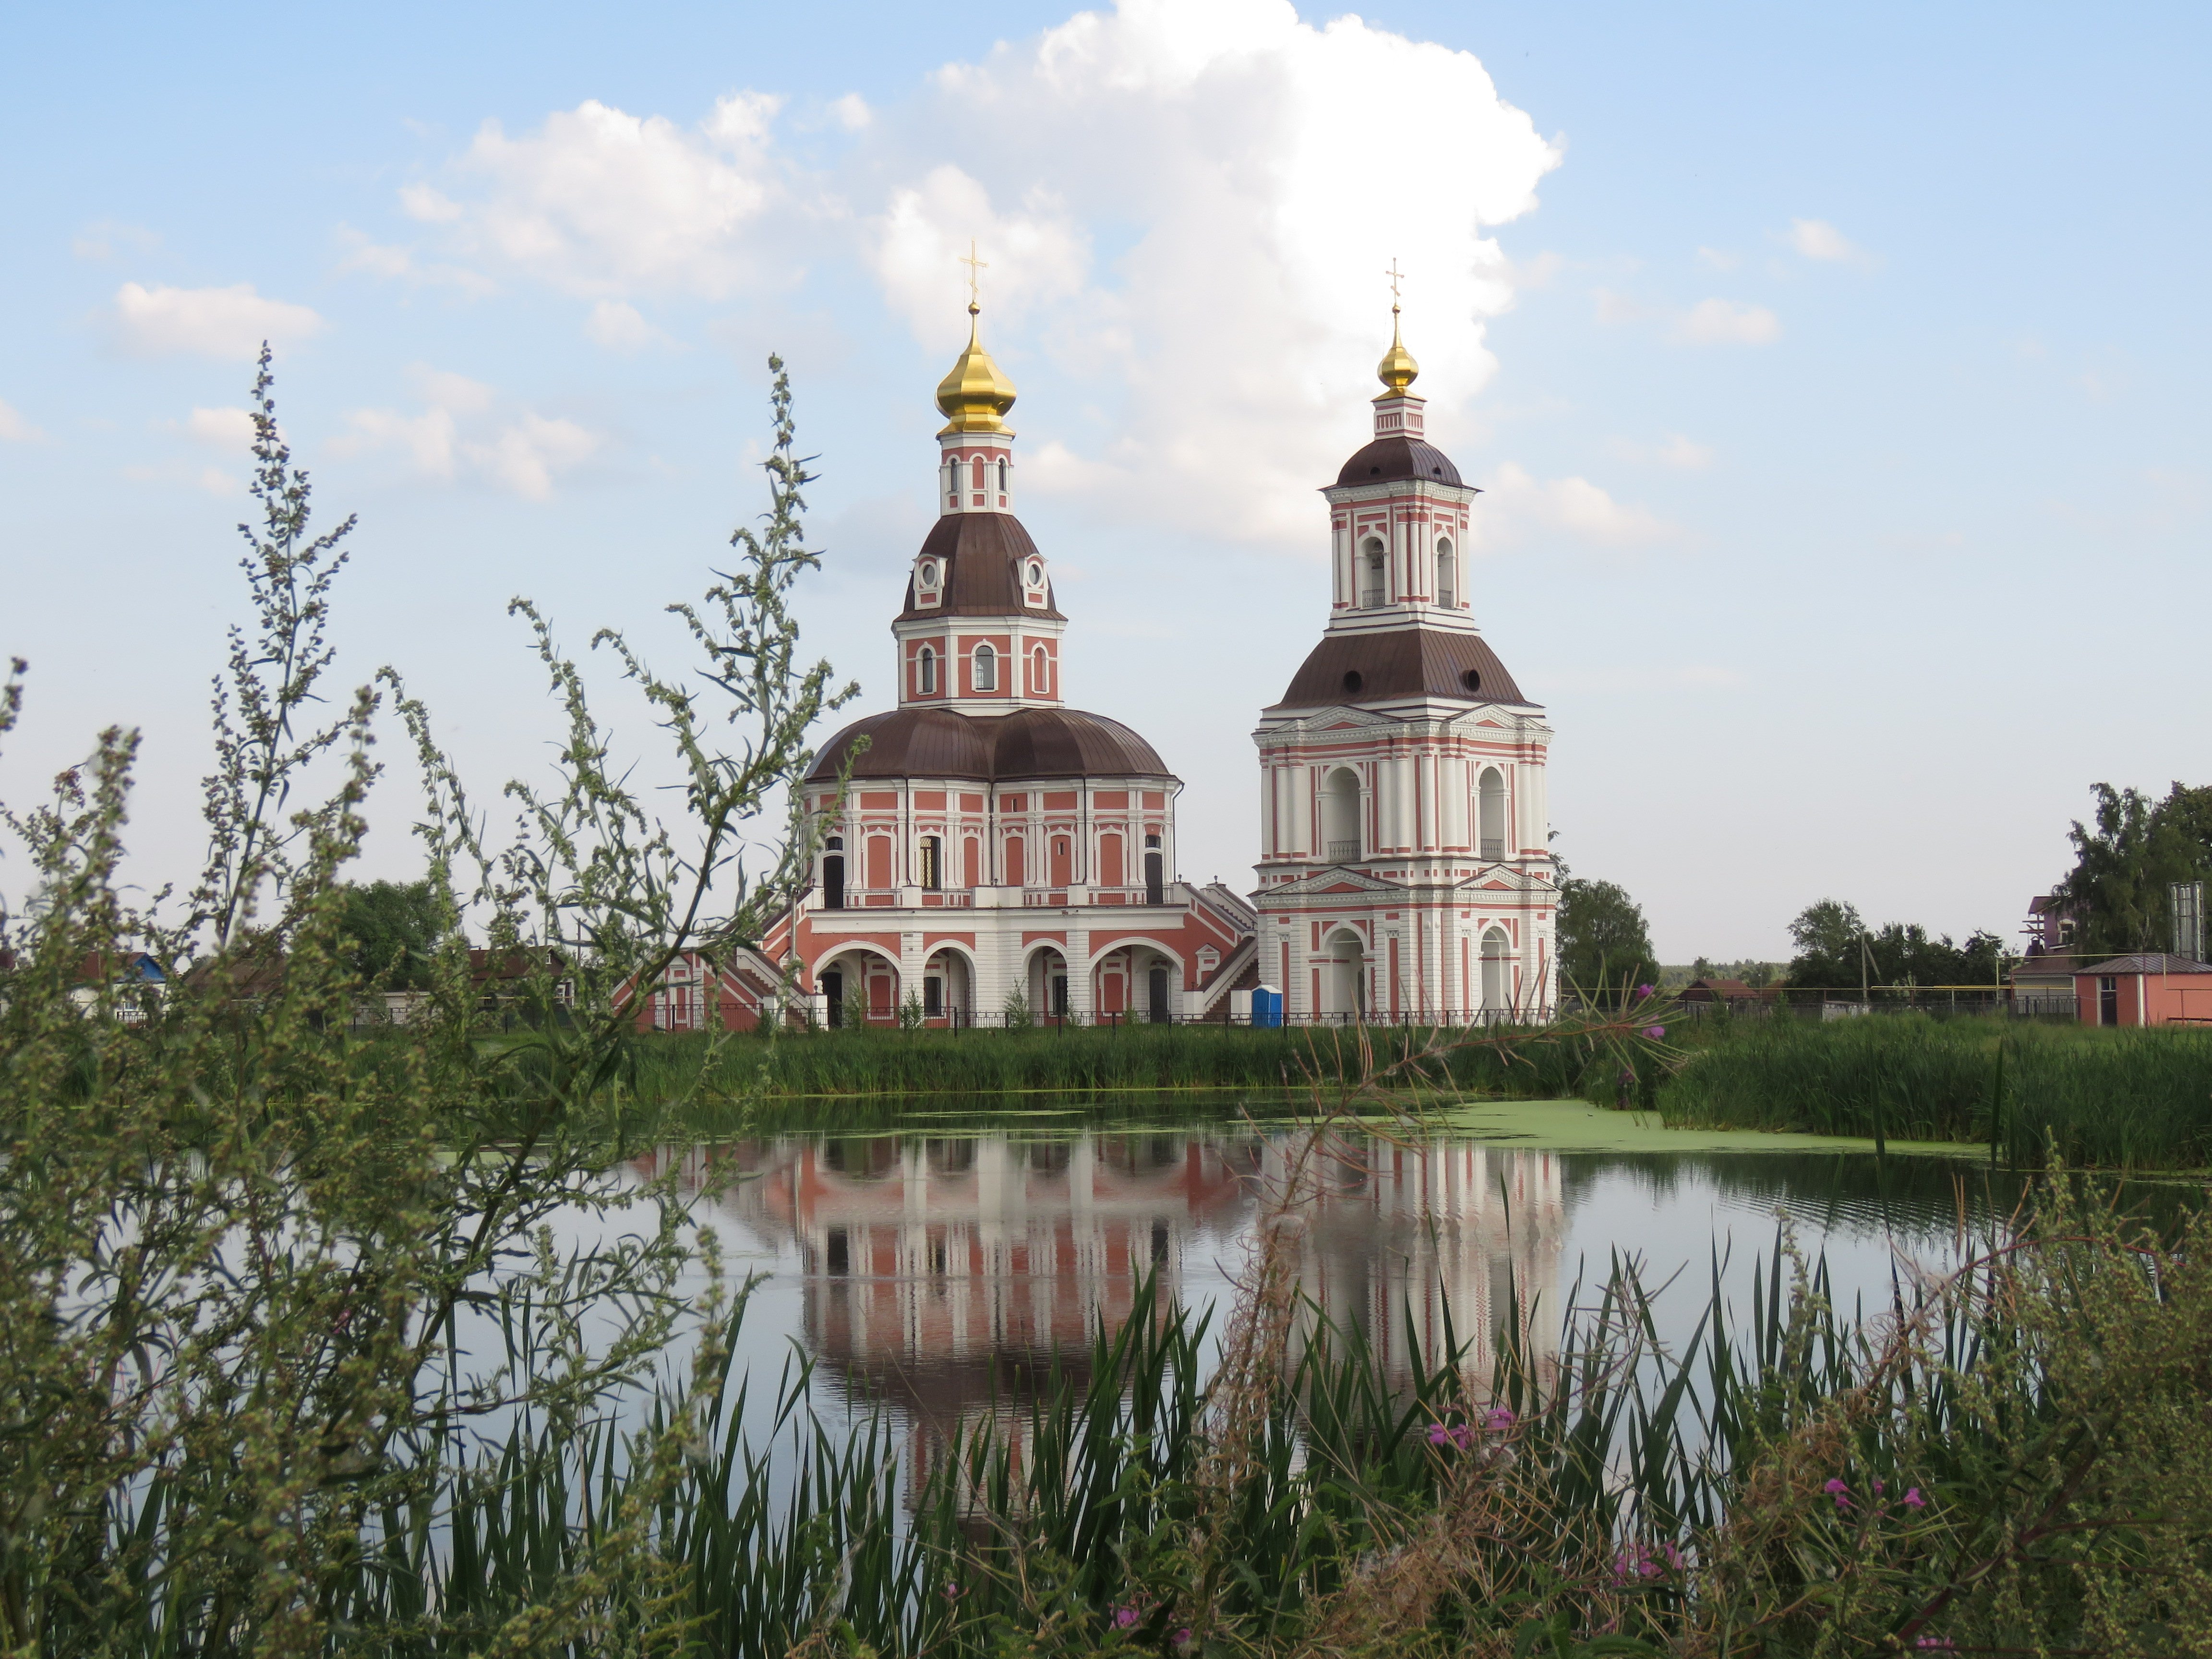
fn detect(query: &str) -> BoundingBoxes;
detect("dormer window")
[1026,559,1043,589]
[973,643,998,692]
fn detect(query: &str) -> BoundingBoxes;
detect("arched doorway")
[1479,927,1512,1022]
[817,947,900,1027]
[1322,928,1368,1023]
[1026,946,1069,1023]
[1320,768,1362,864]
[923,947,973,1026]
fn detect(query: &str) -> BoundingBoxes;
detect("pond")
[621,1094,2053,1469]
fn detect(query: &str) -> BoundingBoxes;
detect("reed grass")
[609,1018,1639,1111]
[1659,1012,2212,1169]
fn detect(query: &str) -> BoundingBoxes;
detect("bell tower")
[1250,290,1558,1024]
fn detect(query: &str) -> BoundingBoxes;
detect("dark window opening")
[1150,1220,1170,1264]
[822,854,844,909]
[924,976,943,1017]
[1462,669,1481,692]
[1147,964,1171,1023]
[825,1227,850,1275]
[822,968,844,1025]
[1343,670,1363,693]
[2099,976,2119,1025]
[1051,974,1069,1018]
[920,836,941,890]
[1145,850,1164,905]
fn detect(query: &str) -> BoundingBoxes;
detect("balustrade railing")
[1326,839,1361,863]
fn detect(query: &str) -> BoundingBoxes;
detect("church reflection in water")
[641,1130,1566,1498]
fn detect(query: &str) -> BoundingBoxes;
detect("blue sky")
[3,0,2207,959]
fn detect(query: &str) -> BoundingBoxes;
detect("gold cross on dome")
[961,239,988,309]
[1384,258,1405,310]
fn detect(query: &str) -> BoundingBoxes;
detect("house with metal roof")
[2073,954,2212,1026]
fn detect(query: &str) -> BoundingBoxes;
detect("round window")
[1461,669,1481,692]
[1027,561,1043,587]
[919,561,939,588]
[1343,670,1363,693]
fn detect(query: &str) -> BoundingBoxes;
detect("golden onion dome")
[1375,305,1420,397]
[935,304,1018,434]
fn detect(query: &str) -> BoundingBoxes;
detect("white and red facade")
[1252,342,1558,1022]
[747,307,1257,1026]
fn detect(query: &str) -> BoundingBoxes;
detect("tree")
[335,877,448,989]
[2055,781,2212,957]
[1785,899,2011,989]
[1556,873,1655,996]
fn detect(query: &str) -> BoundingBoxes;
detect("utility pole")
[1861,929,1873,1011]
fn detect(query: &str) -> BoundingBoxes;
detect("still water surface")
[625,1099,2036,1465]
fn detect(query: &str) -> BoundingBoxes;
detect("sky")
[2,0,2208,961]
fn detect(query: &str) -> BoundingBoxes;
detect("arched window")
[997,457,1008,493]
[973,643,997,692]
[1478,767,1506,860]
[1321,767,1362,863]
[822,835,844,910]
[1435,539,1455,608]
[917,645,937,695]
[1361,539,1386,608]
[920,835,942,891]
[1032,646,1049,695]
[972,456,986,489]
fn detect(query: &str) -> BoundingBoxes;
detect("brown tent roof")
[900,513,1065,620]
[806,705,1173,785]
[1335,436,1465,488]
[1269,626,1531,709]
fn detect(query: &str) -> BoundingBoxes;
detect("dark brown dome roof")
[806,706,1172,785]
[1269,626,1530,709]
[901,513,1064,620]
[1334,437,1464,488]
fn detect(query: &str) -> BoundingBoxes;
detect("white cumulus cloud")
[112,282,325,359]
[333,364,598,498]
[866,0,1561,544]
[1788,217,1865,263]
[0,399,44,443]
[183,406,256,451]
[1477,462,1674,550]
[584,299,672,352]
[1671,298,1781,346]
[426,93,787,296]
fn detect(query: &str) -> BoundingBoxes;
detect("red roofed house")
[2074,954,2212,1026]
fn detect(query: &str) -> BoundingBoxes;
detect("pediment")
[1451,866,1551,896]
[1265,866,1406,898]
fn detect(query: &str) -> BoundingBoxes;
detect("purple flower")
[1484,1406,1515,1432]
[1903,1487,1927,1509]
[1174,1632,1193,1649]
[1823,1478,1851,1511]
[1914,1641,1956,1652]
[1114,1607,1140,1629]
[1427,1422,1451,1445]
[1636,983,1656,998]
[1643,1024,1666,1040]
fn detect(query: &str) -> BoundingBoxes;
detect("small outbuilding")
[2073,954,2212,1026]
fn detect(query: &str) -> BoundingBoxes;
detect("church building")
[757,296,1257,1026]
[1251,308,1558,1022]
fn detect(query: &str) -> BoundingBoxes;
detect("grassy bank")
[1659,1013,2212,1169]
[621,1018,1647,1107]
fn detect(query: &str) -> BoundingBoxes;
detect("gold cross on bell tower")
[1384,257,1405,313]
[961,239,988,314]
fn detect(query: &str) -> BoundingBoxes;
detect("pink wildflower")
[1114,1607,1140,1629]
[1485,1406,1515,1431]
[1427,1423,1452,1446]
[1903,1487,1927,1509]
[1823,1477,1851,1511]
[1174,1632,1193,1649]
[1643,1024,1666,1039]
[1914,1640,1956,1651]
[1636,984,1656,998]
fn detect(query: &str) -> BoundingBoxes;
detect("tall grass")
[1660,1013,2212,1168]
[614,1018,1638,1107]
